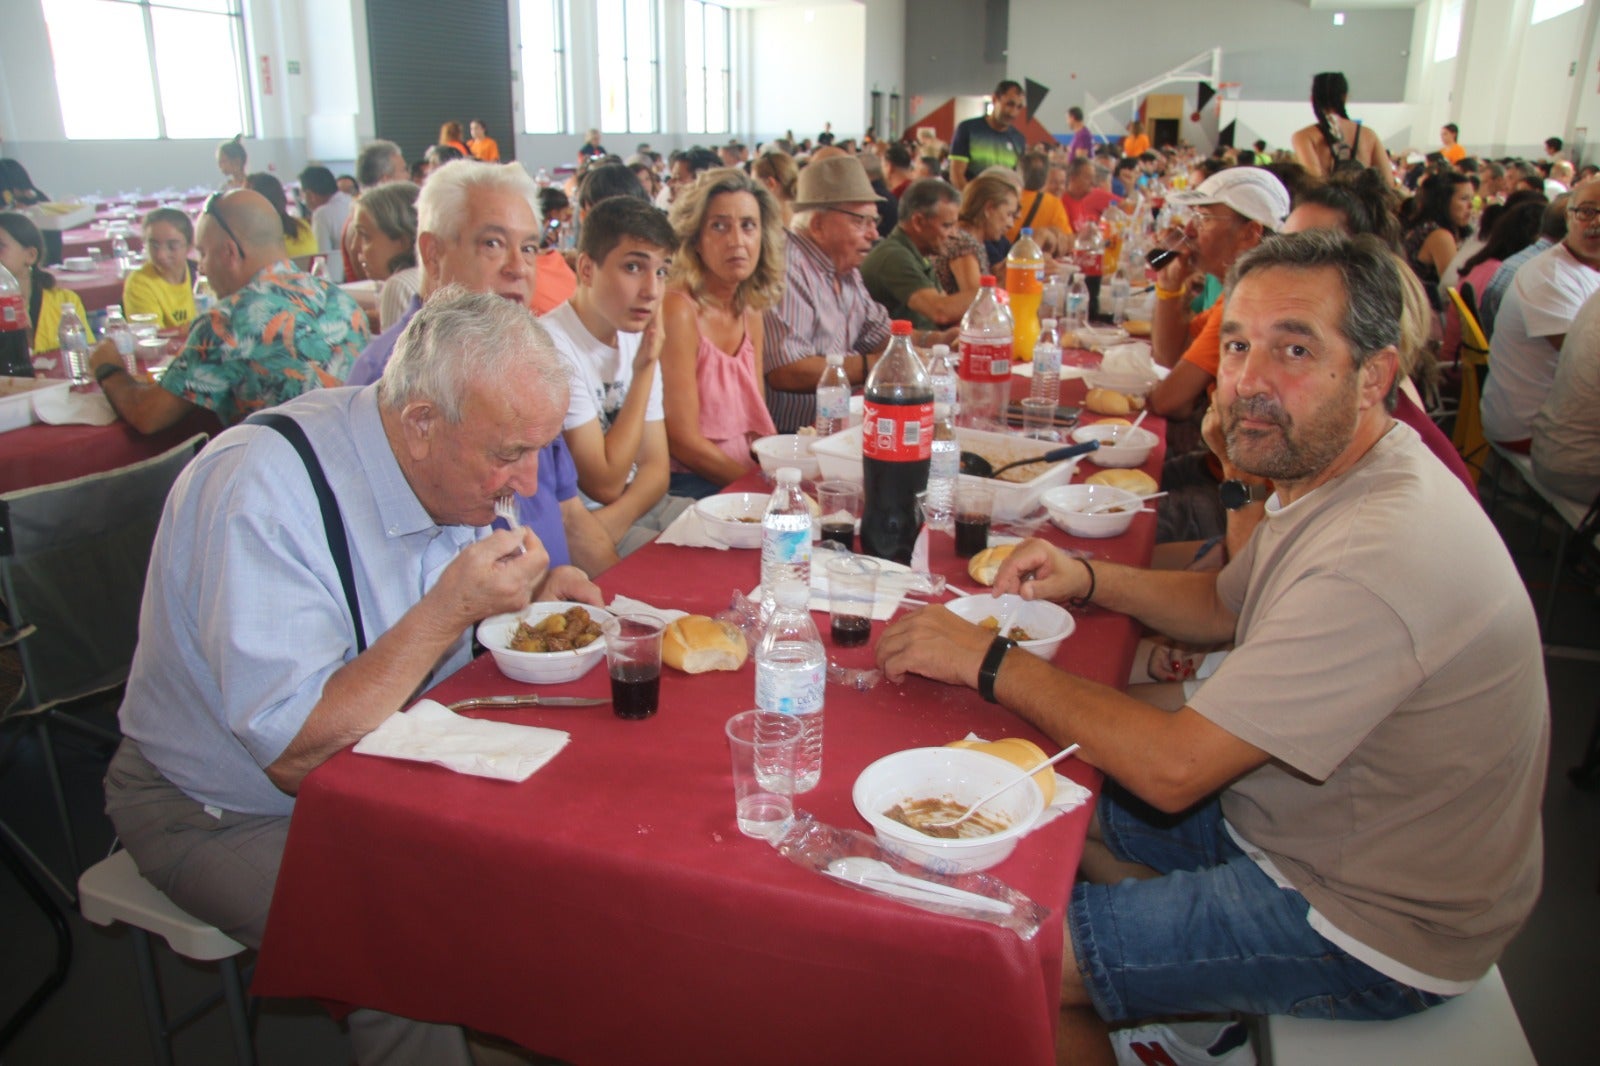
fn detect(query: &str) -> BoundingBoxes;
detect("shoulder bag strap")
[1021,190,1045,231]
[250,412,368,653]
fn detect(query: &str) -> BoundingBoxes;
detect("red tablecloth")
[252,396,1167,1065]
[59,227,144,260]
[0,335,215,494]
[50,261,125,314]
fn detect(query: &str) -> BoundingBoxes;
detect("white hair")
[377,286,568,423]
[416,160,541,247]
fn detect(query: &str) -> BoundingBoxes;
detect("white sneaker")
[1111,1019,1256,1066]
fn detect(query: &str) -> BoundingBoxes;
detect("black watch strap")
[978,635,1017,703]
[1219,479,1269,511]
[94,361,128,384]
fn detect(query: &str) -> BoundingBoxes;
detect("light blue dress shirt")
[120,385,484,816]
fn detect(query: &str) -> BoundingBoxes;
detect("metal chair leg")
[218,957,257,1066]
[0,828,73,1055]
[34,717,82,902]
[131,927,176,1066]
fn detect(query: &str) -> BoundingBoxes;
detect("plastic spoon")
[924,744,1082,830]
[824,856,1013,916]
[959,439,1099,479]
[1085,491,1168,515]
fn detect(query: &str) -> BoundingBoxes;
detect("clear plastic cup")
[725,710,801,841]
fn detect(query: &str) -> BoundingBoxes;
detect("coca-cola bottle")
[957,275,1012,431]
[0,261,33,378]
[861,320,933,564]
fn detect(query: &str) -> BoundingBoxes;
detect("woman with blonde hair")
[438,121,470,158]
[932,170,1019,297]
[660,168,786,498]
[752,149,799,228]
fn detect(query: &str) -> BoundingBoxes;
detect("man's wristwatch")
[1219,479,1270,510]
[94,362,128,385]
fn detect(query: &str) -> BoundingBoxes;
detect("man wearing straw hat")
[762,155,955,432]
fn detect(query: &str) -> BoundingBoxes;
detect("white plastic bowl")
[944,593,1075,660]
[853,747,1046,874]
[60,256,95,273]
[477,601,615,684]
[1071,325,1129,350]
[694,492,820,548]
[1041,484,1143,538]
[1071,423,1159,469]
[751,434,821,480]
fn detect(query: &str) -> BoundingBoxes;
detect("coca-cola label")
[862,400,933,462]
[959,337,1011,382]
[0,292,26,332]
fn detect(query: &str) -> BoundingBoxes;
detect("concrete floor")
[2,495,1595,1065]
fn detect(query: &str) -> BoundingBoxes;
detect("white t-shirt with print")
[540,301,665,433]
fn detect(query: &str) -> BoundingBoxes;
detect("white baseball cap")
[1170,168,1291,231]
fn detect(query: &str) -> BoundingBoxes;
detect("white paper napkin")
[750,558,915,622]
[608,594,688,626]
[353,699,570,782]
[655,506,731,550]
[33,385,116,426]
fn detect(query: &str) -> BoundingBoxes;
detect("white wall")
[863,0,906,134]
[748,2,866,144]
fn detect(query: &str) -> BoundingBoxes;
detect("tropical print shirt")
[161,261,369,426]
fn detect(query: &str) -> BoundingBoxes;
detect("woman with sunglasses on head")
[122,207,198,330]
[0,210,95,354]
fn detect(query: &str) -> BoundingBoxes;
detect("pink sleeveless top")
[671,329,777,473]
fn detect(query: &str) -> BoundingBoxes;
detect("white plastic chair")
[77,849,256,1066]
[1259,965,1535,1066]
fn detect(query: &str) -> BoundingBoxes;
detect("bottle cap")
[1041,318,1057,329]
[890,320,913,335]
[774,581,810,609]
[1073,272,1085,283]
[1021,227,1033,236]
[979,275,997,287]
[775,467,801,484]
[931,343,950,358]
[824,351,845,365]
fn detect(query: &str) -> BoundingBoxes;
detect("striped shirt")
[762,229,892,432]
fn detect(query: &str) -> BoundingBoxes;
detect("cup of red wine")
[826,555,879,648]
[602,614,665,719]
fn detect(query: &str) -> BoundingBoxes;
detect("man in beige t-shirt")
[875,231,1548,1065]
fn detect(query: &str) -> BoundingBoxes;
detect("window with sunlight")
[1531,0,1584,25]
[42,0,250,141]
[684,0,730,136]
[519,0,569,134]
[1434,0,1463,63]
[597,0,658,134]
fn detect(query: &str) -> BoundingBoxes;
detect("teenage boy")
[540,197,684,555]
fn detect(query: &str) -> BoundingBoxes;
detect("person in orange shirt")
[1005,152,1072,254]
[1122,119,1151,159]
[468,119,501,162]
[1440,124,1467,166]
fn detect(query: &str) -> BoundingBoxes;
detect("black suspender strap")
[250,412,368,654]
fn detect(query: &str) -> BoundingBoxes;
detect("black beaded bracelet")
[978,635,1017,703]
[1068,557,1096,609]
[94,361,128,385]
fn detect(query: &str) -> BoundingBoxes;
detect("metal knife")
[444,694,609,711]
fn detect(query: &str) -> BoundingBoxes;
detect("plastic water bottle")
[813,351,850,436]
[925,402,958,532]
[1005,227,1044,363]
[111,233,132,277]
[1064,272,1089,333]
[755,580,827,792]
[194,275,215,316]
[1031,317,1061,406]
[0,261,32,378]
[957,275,1012,430]
[927,342,957,417]
[58,302,90,384]
[1108,267,1132,327]
[535,167,552,189]
[104,305,136,372]
[760,467,812,618]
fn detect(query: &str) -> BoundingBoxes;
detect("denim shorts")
[1067,786,1454,1023]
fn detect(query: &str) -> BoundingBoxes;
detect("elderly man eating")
[105,288,597,1065]
[876,231,1548,1064]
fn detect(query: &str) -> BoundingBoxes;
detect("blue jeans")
[669,470,723,500]
[1068,787,1454,1022]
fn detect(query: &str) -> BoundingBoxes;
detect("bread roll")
[1094,417,1133,427]
[966,543,1016,587]
[1086,468,1159,495]
[945,737,1057,804]
[1123,319,1151,337]
[662,615,748,674]
[1084,388,1145,416]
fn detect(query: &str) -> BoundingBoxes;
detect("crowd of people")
[0,71,1566,1065]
